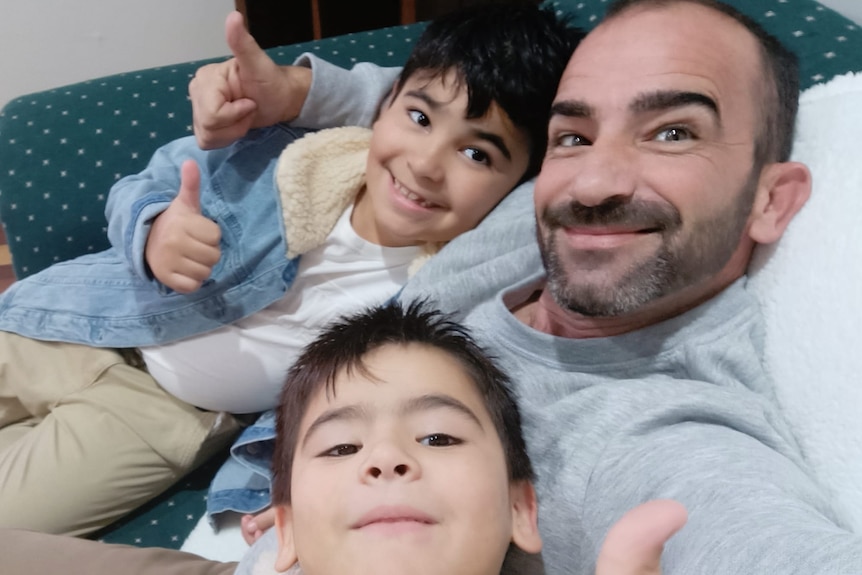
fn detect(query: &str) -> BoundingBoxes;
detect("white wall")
[0,0,235,110]
[820,0,862,26]
[1,0,860,111]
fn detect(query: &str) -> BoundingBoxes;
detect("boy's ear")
[274,505,299,572]
[748,161,811,245]
[509,480,542,554]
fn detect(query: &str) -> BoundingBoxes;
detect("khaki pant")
[0,332,241,536]
[0,529,237,575]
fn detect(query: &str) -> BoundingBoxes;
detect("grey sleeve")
[291,53,401,129]
[582,418,862,574]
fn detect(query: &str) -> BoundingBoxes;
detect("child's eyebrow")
[302,405,366,448]
[301,393,486,448]
[400,393,485,430]
[404,89,513,161]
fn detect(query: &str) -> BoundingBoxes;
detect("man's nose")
[562,143,637,207]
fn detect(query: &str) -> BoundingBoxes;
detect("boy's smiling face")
[274,343,541,575]
[351,70,530,247]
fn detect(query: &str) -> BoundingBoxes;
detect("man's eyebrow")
[302,405,366,448]
[631,90,720,119]
[549,100,594,120]
[401,393,485,430]
[404,89,512,161]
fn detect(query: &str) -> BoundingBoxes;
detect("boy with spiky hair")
[254,300,542,574]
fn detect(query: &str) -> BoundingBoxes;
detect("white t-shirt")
[141,208,422,413]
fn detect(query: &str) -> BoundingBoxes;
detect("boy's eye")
[556,133,591,147]
[419,433,462,447]
[408,109,430,127]
[654,126,695,142]
[462,147,490,165]
[321,444,360,457]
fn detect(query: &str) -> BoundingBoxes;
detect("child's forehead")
[397,67,466,99]
[308,343,487,412]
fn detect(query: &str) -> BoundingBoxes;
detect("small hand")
[145,160,221,293]
[189,11,311,149]
[241,507,276,546]
[595,500,688,575]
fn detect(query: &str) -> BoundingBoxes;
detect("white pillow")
[747,72,862,531]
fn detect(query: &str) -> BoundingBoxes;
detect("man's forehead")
[557,2,760,113]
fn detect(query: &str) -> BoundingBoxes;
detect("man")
[301,1,862,572]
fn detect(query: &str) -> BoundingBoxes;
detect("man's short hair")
[271,300,534,504]
[606,0,800,165]
[392,2,584,183]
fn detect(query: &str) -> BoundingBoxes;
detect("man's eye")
[556,133,591,147]
[419,433,462,447]
[463,147,490,165]
[654,127,694,142]
[321,444,360,457]
[408,109,430,127]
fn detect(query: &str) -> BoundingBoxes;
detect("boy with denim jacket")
[0,4,582,536]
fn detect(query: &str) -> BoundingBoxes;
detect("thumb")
[595,500,687,575]
[225,11,268,74]
[176,159,202,212]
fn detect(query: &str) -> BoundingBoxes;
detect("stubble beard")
[538,177,758,318]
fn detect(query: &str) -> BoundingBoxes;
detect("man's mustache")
[541,198,681,232]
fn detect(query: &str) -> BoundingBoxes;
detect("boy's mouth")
[352,505,437,530]
[393,177,441,210]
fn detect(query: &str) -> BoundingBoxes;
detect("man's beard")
[537,178,758,317]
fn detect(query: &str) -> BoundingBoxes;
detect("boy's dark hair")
[271,300,533,504]
[605,0,800,166]
[393,2,584,183]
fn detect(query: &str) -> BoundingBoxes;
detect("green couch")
[1,0,861,550]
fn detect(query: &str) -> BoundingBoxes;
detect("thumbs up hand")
[595,500,687,575]
[145,159,222,293]
[189,11,312,149]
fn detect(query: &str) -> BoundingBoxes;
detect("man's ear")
[274,505,299,572]
[748,161,812,245]
[509,480,543,554]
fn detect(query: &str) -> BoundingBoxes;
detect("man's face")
[534,3,766,317]
[280,343,536,575]
[353,70,530,247]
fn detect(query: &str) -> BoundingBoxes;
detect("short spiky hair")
[392,2,584,183]
[605,0,800,165]
[271,300,533,504]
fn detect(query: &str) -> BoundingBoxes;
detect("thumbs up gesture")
[145,159,222,293]
[595,500,687,575]
[189,11,312,149]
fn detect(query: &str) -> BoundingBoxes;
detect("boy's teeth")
[396,180,436,208]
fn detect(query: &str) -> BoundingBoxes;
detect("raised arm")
[190,11,399,149]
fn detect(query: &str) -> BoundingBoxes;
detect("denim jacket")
[0,124,310,346]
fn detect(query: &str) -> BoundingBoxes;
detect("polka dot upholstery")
[0,0,860,551]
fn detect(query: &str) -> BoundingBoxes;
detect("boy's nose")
[407,141,446,183]
[361,442,421,481]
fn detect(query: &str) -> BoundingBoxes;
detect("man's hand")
[145,160,222,293]
[595,500,688,575]
[189,11,312,149]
